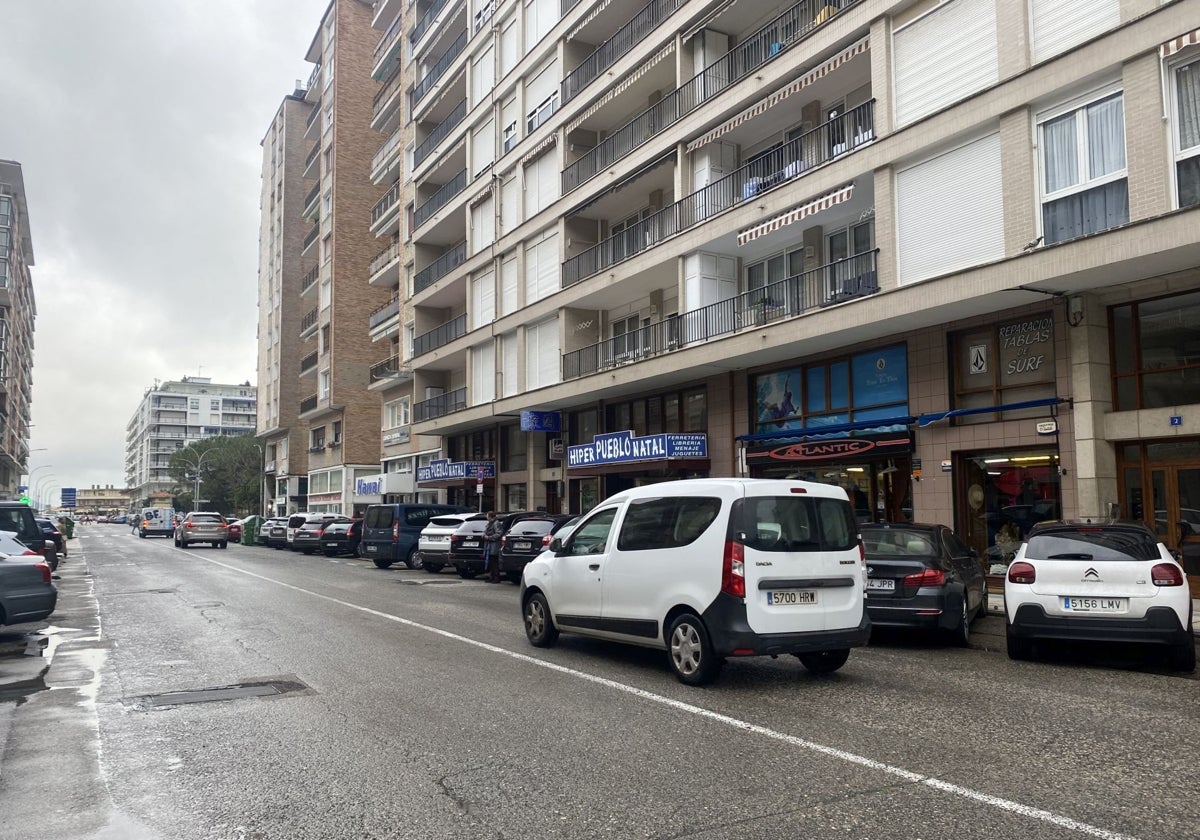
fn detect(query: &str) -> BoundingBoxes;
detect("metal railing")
[303,183,320,211]
[305,103,321,131]
[414,168,466,228]
[562,250,879,380]
[374,10,405,60]
[411,0,451,46]
[411,30,467,109]
[413,313,467,357]
[414,240,467,293]
[371,181,401,226]
[369,241,400,276]
[371,129,404,175]
[415,98,467,167]
[300,351,318,373]
[414,386,468,422]
[301,307,319,333]
[305,142,321,170]
[372,61,406,114]
[306,62,322,92]
[302,225,320,253]
[369,296,401,329]
[562,0,859,193]
[561,0,683,103]
[299,394,319,414]
[299,265,319,294]
[562,101,874,286]
[369,354,403,381]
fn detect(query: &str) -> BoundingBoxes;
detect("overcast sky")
[0,0,331,503]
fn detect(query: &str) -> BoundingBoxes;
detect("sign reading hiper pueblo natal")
[567,431,708,468]
[417,459,497,483]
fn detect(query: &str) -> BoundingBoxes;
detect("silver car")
[174,512,230,549]
[0,553,56,627]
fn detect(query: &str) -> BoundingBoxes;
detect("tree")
[168,436,262,516]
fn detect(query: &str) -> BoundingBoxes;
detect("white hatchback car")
[1005,521,1194,671]
[521,478,870,685]
[416,513,474,573]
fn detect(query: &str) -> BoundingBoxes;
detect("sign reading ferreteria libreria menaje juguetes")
[568,431,708,468]
[417,459,497,483]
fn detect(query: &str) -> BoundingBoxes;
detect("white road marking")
[192,554,1137,840]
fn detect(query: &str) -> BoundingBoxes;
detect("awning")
[687,37,870,152]
[519,134,557,168]
[567,0,616,41]
[566,44,674,133]
[736,184,854,246]
[738,415,916,444]
[917,397,1066,427]
[1161,28,1200,58]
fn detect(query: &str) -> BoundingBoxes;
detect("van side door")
[549,507,618,630]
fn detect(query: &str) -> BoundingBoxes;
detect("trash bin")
[59,516,75,540]
[242,517,259,546]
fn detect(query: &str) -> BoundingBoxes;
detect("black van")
[361,503,473,569]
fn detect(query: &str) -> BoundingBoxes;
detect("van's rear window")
[733,497,858,552]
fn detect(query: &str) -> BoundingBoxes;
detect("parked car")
[860,523,987,645]
[292,516,349,554]
[225,518,244,542]
[111,514,128,525]
[174,512,230,549]
[497,514,575,583]
[1005,520,1194,671]
[285,513,338,551]
[449,512,533,579]
[416,513,474,573]
[321,519,363,557]
[360,503,474,569]
[522,479,871,685]
[34,518,66,560]
[0,554,56,628]
[0,502,58,570]
[138,507,176,538]
[264,517,290,549]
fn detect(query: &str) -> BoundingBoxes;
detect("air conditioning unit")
[566,237,596,249]
[424,386,445,400]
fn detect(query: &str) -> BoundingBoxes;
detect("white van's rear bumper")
[703,593,871,656]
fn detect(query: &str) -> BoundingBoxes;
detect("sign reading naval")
[417,459,496,483]
[520,410,561,432]
[568,431,707,468]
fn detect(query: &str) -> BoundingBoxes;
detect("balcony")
[373,9,404,61]
[369,296,401,330]
[369,241,399,277]
[562,0,860,194]
[299,393,319,414]
[300,307,319,334]
[305,142,320,172]
[300,351,318,374]
[305,103,321,134]
[299,264,319,295]
[302,183,320,218]
[561,0,684,104]
[370,354,412,382]
[306,62,322,92]
[410,0,451,47]
[410,31,468,110]
[414,168,467,229]
[414,240,467,293]
[562,250,879,380]
[372,61,406,121]
[371,128,404,180]
[414,98,467,168]
[562,100,874,286]
[414,386,468,422]
[371,181,401,227]
[413,313,467,357]
[302,225,320,254]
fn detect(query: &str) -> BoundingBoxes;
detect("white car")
[521,478,870,685]
[416,513,474,573]
[1005,521,1194,671]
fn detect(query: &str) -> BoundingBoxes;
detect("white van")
[138,507,176,538]
[520,478,869,685]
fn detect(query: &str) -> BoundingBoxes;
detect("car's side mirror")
[549,537,563,553]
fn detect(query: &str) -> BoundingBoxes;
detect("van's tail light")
[903,568,946,588]
[1008,561,1036,585]
[392,521,399,542]
[35,562,51,583]
[721,541,745,599]
[1151,563,1184,587]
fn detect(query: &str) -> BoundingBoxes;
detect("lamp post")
[34,475,57,512]
[26,464,53,498]
[176,449,216,512]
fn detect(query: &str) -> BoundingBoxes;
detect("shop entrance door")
[1150,467,1200,597]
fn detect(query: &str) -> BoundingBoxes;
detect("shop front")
[417,458,496,512]
[1118,439,1200,596]
[566,430,710,508]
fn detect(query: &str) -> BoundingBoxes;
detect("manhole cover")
[135,678,309,708]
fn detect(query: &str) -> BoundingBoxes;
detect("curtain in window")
[1087,95,1125,178]
[1178,60,1200,151]
[1042,180,1128,244]
[1179,158,1200,209]
[1042,113,1077,192]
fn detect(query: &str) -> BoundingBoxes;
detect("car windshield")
[1026,529,1160,562]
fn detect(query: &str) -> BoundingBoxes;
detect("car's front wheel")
[424,562,444,574]
[523,593,558,647]
[667,613,722,686]
[373,558,393,569]
[219,541,228,549]
[797,648,850,674]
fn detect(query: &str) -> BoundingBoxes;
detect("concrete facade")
[0,161,37,498]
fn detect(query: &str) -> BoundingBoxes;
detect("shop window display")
[959,449,1062,574]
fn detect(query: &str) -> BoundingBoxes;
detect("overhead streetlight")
[176,449,217,512]
[34,475,57,511]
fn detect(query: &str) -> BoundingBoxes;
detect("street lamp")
[34,475,57,512]
[26,464,53,491]
[176,449,217,512]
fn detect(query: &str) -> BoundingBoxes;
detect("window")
[385,398,411,429]
[210,400,220,411]
[523,230,558,304]
[735,496,858,552]
[1111,290,1200,410]
[563,508,616,556]
[319,369,331,399]
[502,424,527,471]
[503,483,527,511]
[1038,90,1128,245]
[617,497,721,550]
[331,421,342,444]
[611,314,647,363]
[825,221,875,302]
[1171,57,1200,209]
[525,317,559,390]
[310,427,326,450]
[952,318,1055,422]
[189,399,199,410]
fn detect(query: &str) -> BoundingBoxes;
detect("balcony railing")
[369,354,406,381]
[371,129,404,175]
[300,265,319,294]
[414,386,468,422]
[305,103,321,131]
[300,351,318,373]
[369,296,401,330]
[413,313,467,357]
[372,60,405,114]
[302,225,320,253]
[306,62,322,92]
[305,142,320,171]
[410,30,468,109]
[561,0,683,104]
[414,168,467,228]
[299,393,319,414]
[301,307,319,333]
[303,183,320,211]
[413,240,467,293]
[562,0,859,194]
[414,98,467,167]
[369,241,400,276]
[563,250,879,380]
[373,9,405,60]
[562,100,874,286]
[371,181,401,226]
[410,0,451,46]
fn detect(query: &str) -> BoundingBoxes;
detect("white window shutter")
[473,118,495,175]
[501,331,518,397]
[525,61,556,116]
[523,234,540,302]
[537,319,559,388]
[471,196,494,253]
[1031,0,1119,63]
[500,171,520,235]
[500,18,518,79]
[523,155,542,218]
[472,45,495,107]
[478,268,496,324]
[536,233,558,300]
[500,254,518,315]
[472,342,496,405]
[537,151,558,211]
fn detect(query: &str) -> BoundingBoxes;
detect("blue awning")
[916,397,1065,427]
[738,415,916,444]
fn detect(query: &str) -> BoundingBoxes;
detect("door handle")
[588,563,600,571]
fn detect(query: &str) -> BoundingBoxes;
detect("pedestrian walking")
[483,511,502,583]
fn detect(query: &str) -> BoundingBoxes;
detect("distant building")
[125,376,257,505]
[0,160,37,499]
[76,485,134,516]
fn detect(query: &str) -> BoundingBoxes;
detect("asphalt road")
[1,526,1197,840]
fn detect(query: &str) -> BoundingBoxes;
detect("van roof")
[603,478,851,504]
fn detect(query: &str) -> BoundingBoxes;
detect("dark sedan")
[448,512,530,579]
[497,515,574,583]
[34,518,66,560]
[861,523,988,645]
[0,555,56,628]
[292,517,350,554]
[322,519,362,557]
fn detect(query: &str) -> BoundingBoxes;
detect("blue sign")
[60,487,77,508]
[417,459,497,483]
[567,431,708,468]
[355,477,382,496]
[1170,415,1183,427]
[521,411,561,432]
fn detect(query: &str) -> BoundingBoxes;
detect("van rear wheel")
[796,649,850,674]
[667,613,722,686]
[404,547,420,570]
[373,558,393,569]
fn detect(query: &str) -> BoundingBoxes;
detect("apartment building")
[0,160,36,499]
[258,88,317,516]
[391,0,1200,580]
[125,377,257,505]
[295,0,396,516]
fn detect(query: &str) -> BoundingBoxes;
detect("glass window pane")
[767,254,786,282]
[1086,95,1125,178]
[1110,305,1135,373]
[1042,112,1078,192]
[829,361,849,410]
[1178,156,1200,209]
[1138,292,1200,370]
[806,366,826,413]
[684,390,706,431]
[1177,59,1200,151]
[1141,369,1200,409]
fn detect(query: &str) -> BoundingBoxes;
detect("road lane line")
[191,555,1139,840]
